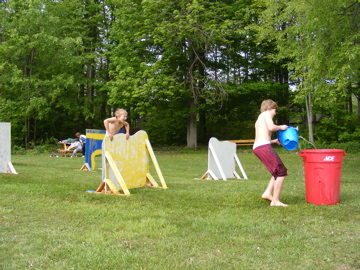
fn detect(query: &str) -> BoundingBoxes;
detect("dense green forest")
[0,0,359,149]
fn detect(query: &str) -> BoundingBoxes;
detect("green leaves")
[0,0,110,146]
[258,0,360,95]
[3,0,356,147]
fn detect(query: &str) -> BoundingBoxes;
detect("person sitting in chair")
[67,138,82,158]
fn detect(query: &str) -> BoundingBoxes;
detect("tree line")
[0,0,359,149]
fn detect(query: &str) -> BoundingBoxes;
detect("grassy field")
[1,148,359,269]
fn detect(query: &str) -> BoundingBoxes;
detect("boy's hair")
[74,137,79,141]
[260,99,278,112]
[114,108,127,117]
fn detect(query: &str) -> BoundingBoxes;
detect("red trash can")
[299,149,346,205]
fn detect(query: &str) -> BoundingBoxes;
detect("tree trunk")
[348,96,352,114]
[197,51,206,144]
[305,93,314,144]
[186,38,197,149]
[187,99,197,149]
[357,95,360,122]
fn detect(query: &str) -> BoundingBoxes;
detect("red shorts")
[253,144,287,179]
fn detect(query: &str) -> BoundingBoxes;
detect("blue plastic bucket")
[277,126,298,151]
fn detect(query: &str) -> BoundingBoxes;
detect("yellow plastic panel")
[103,131,149,190]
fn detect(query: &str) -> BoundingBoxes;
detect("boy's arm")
[264,112,287,132]
[104,117,115,140]
[124,121,130,140]
[271,138,281,145]
[104,117,114,135]
[263,112,287,145]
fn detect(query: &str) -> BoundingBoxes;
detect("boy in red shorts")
[253,99,288,207]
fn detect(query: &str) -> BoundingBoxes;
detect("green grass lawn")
[1,148,359,269]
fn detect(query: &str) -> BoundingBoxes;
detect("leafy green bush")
[143,109,187,145]
[11,145,27,155]
[315,141,360,154]
[32,144,58,154]
[338,126,360,142]
[11,144,58,155]
[314,114,360,143]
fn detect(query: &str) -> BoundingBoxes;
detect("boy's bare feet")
[261,193,273,201]
[270,201,288,207]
